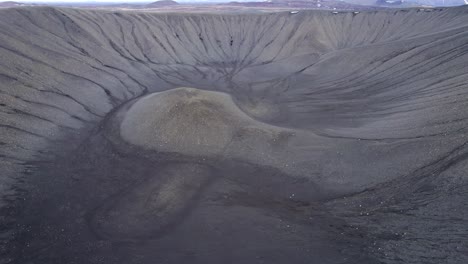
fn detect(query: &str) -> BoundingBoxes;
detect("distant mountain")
[344,0,466,6]
[146,0,179,7]
[0,1,24,7]
[376,0,404,5]
[221,0,383,9]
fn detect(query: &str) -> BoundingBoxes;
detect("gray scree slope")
[0,6,468,264]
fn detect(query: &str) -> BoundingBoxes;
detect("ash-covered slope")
[0,6,467,264]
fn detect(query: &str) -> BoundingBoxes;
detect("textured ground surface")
[0,6,468,264]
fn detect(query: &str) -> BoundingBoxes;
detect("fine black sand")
[0,6,468,264]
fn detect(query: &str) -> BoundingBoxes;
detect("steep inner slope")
[0,6,467,264]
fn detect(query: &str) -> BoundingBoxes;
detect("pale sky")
[15,0,250,2]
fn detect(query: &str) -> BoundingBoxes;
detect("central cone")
[120,87,262,156]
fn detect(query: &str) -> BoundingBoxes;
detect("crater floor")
[1,6,468,264]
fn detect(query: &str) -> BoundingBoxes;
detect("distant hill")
[146,0,179,7]
[344,0,466,6]
[221,0,382,9]
[0,1,24,7]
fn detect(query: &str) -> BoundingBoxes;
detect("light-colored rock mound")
[119,87,298,160]
[121,87,246,156]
